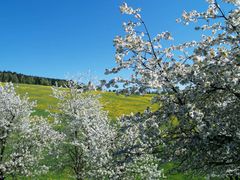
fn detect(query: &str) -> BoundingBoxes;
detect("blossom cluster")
[52,81,116,179]
[0,83,63,179]
[106,0,240,178]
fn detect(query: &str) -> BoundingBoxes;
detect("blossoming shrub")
[0,83,63,179]
[52,81,115,180]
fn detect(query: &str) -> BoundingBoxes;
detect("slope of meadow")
[13,83,204,179]
[15,83,158,119]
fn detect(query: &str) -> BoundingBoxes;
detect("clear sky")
[0,0,213,80]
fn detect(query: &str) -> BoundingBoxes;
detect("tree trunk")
[76,174,83,180]
[0,173,4,180]
[229,175,240,180]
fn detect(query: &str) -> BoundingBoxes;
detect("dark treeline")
[0,71,67,86]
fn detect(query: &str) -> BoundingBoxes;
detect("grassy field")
[15,83,158,119]
[12,83,205,179]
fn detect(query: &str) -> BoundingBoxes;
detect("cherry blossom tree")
[52,81,115,180]
[0,83,62,180]
[106,0,239,178]
[112,111,165,179]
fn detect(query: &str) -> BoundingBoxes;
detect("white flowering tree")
[106,0,240,179]
[52,81,115,180]
[112,110,165,179]
[0,83,62,180]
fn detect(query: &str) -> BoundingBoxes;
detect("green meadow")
[13,83,206,179]
[14,83,158,119]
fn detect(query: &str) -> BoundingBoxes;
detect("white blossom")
[0,83,63,179]
[106,1,240,178]
[52,80,116,179]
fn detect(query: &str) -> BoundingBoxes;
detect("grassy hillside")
[14,83,158,119]
[12,83,205,179]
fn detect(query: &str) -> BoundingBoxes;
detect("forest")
[0,71,66,86]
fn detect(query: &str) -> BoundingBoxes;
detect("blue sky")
[0,0,212,80]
